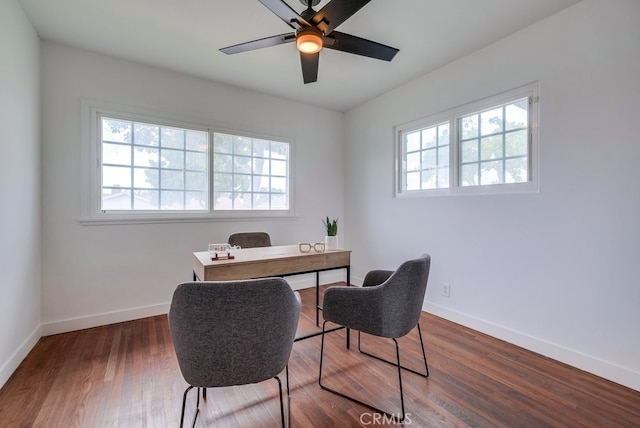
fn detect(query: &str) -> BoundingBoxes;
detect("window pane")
[421,128,436,149]
[233,155,252,174]
[480,107,503,136]
[271,142,288,159]
[253,139,270,156]
[421,169,436,189]
[253,193,270,209]
[480,161,503,185]
[271,159,287,176]
[271,177,286,192]
[214,173,232,191]
[186,151,207,172]
[103,143,131,166]
[406,171,420,190]
[134,168,158,189]
[133,190,159,210]
[214,154,233,173]
[133,123,159,147]
[460,114,478,140]
[438,124,450,145]
[161,149,184,170]
[161,190,184,209]
[422,149,437,168]
[271,193,288,209]
[161,170,184,190]
[232,192,252,209]
[134,147,159,167]
[461,164,478,187]
[406,152,421,172]
[213,134,233,154]
[481,135,503,160]
[506,157,528,183]
[102,119,131,144]
[103,166,131,187]
[102,189,131,209]
[186,191,208,210]
[185,130,207,151]
[406,131,420,152]
[506,130,528,157]
[233,136,251,155]
[438,167,450,188]
[253,175,268,192]
[438,146,449,166]
[252,157,268,175]
[186,171,207,191]
[461,139,478,163]
[213,192,232,209]
[506,98,528,131]
[235,174,251,191]
[161,127,184,149]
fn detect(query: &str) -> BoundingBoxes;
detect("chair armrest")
[362,270,394,287]
[322,285,384,336]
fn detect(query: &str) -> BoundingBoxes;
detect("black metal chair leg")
[274,376,286,427]
[179,385,201,428]
[357,324,429,378]
[319,321,406,422]
[180,386,193,428]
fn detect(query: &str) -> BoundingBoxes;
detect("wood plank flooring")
[1,284,639,427]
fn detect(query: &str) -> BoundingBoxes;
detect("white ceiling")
[19,0,581,112]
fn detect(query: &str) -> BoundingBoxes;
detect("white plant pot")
[324,235,339,250]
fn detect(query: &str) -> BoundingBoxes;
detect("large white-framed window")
[396,83,539,196]
[81,100,293,224]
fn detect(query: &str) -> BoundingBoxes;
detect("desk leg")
[315,272,320,327]
[346,266,351,349]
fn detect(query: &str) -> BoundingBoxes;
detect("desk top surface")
[193,244,351,268]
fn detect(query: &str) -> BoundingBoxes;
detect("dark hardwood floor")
[1,284,639,427]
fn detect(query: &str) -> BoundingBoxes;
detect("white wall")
[344,0,640,391]
[40,42,345,333]
[0,0,41,387]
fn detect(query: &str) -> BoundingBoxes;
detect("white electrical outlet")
[442,283,451,298]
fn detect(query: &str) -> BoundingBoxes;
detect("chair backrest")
[378,254,431,338]
[228,232,272,248]
[169,278,300,388]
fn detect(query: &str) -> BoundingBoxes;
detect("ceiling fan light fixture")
[296,29,323,54]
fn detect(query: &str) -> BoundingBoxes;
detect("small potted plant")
[323,216,339,250]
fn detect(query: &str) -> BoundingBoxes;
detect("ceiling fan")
[220,0,399,84]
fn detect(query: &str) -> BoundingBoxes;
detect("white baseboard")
[424,302,640,392]
[0,324,41,388]
[40,272,348,337]
[41,303,170,336]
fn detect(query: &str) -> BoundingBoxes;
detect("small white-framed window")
[396,83,539,196]
[81,100,293,224]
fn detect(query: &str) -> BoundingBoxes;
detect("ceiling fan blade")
[311,0,371,35]
[300,51,319,84]
[324,31,398,61]
[259,0,310,30]
[220,33,295,55]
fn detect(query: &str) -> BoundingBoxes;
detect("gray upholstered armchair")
[319,254,431,423]
[228,232,272,248]
[169,278,300,428]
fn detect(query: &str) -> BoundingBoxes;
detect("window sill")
[79,212,298,226]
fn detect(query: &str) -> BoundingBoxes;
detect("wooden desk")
[192,245,351,342]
